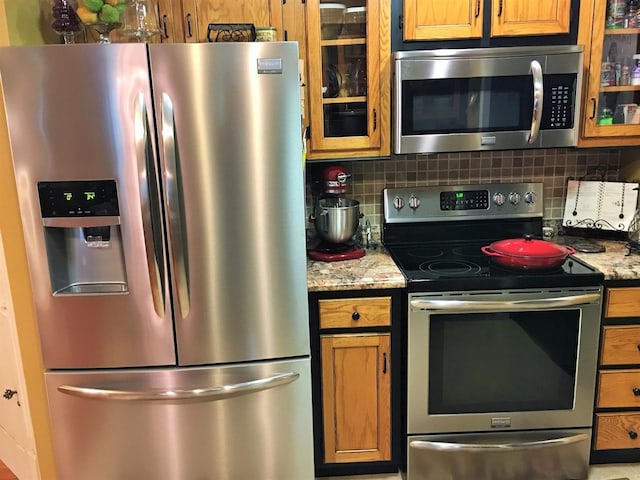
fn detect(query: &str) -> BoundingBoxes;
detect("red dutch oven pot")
[481,234,576,270]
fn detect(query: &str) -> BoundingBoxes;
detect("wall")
[3,0,55,45]
[0,2,57,478]
[307,147,623,230]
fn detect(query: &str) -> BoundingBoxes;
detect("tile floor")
[317,463,640,479]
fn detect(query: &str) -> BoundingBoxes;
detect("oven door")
[407,287,602,435]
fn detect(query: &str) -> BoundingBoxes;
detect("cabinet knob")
[637,344,640,352]
[630,431,638,440]
[3,389,17,400]
[633,387,640,396]
[351,311,360,321]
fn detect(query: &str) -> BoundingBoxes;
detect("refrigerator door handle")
[135,93,165,318]
[161,92,190,318]
[57,371,299,402]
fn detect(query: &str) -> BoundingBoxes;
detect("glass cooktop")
[387,241,604,292]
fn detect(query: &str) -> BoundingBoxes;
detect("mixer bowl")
[314,197,360,244]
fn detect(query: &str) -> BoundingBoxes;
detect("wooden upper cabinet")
[578,0,640,147]
[180,0,283,43]
[490,0,571,37]
[403,0,570,41]
[305,0,391,160]
[157,0,185,43]
[403,0,483,41]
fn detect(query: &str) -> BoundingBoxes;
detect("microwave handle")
[528,60,543,144]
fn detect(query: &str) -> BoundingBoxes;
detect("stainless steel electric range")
[382,183,604,480]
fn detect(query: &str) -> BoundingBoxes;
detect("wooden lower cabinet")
[592,285,640,463]
[320,333,391,464]
[595,413,640,450]
[309,289,401,477]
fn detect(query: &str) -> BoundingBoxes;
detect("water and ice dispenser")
[38,180,128,295]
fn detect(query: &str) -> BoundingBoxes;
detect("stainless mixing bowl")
[314,197,360,244]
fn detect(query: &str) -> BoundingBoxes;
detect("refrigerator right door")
[44,357,314,480]
[148,42,309,366]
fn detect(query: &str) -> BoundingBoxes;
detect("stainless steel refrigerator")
[0,42,313,480]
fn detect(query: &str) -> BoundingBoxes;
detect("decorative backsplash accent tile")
[306,148,622,229]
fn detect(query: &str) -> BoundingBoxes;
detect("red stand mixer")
[308,165,366,262]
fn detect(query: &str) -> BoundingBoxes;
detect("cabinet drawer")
[601,326,640,365]
[319,297,391,329]
[598,370,640,408]
[605,288,640,318]
[595,412,640,450]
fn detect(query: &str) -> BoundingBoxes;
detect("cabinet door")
[0,234,37,479]
[158,0,185,42]
[403,0,483,41]
[605,287,640,317]
[181,0,283,43]
[306,0,390,159]
[320,333,391,463]
[580,0,640,145]
[595,412,640,450]
[490,0,570,37]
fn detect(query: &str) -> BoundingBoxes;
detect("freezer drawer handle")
[409,432,589,452]
[57,371,299,402]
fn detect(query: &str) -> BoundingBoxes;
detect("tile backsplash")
[306,148,623,229]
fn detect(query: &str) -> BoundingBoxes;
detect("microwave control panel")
[543,76,575,129]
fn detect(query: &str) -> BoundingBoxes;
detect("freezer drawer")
[45,357,314,480]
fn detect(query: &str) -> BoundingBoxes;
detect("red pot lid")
[487,235,575,258]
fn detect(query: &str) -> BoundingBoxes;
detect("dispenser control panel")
[38,180,120,217]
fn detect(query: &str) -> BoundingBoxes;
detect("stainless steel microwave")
[392,45,583,154]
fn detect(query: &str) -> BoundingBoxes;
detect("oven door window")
[401,74,576,135]
[428,309,579,414]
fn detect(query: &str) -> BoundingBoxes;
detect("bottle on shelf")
[632,54,640,85]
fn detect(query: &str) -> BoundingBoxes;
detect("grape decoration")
[51,0,83,43]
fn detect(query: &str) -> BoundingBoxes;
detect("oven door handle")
[409,432,589,452]
[410,293,601,312]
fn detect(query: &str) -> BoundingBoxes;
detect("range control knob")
[524,191,536,204]
[509,192,521,205]
[393,195,405,211]
[408,195,421,210]
[493,192,506,206]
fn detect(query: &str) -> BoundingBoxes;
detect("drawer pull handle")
[630,431,638,440]
[352,311,360,321]
[637,344,640,351]
[633,387,640,396]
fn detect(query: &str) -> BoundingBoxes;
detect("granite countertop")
[306,238,640,292]
[306,246,406,292]
[569,239,640,282]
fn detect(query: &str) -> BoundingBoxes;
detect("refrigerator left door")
[0,44,176,369]
[44,357,315,480]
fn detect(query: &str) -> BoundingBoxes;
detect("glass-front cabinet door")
[306,0,387,158]
[583,0,640,140]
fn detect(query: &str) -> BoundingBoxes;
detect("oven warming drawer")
[407,429,591,480]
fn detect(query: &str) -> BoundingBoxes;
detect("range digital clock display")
[440,190,489,211]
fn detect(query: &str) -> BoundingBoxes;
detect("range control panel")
[383,182,543,223]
